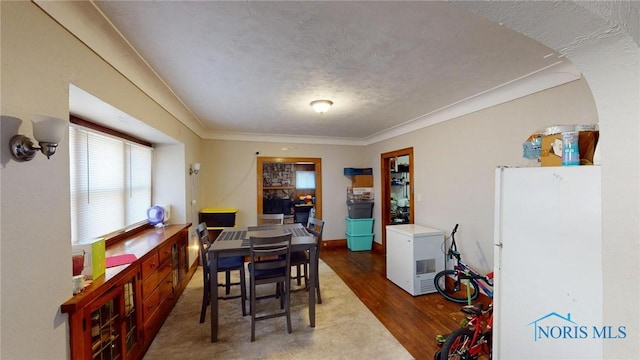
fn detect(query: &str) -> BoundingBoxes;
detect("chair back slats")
[252,247,288,264]
[196,222,211,273]
[197,221,247,322]
[248,232,293,341]
[249,233,292,279]
[257,213,285,225]
[290,217,324,303]
[306,217,324,244]
[196,222,211,247]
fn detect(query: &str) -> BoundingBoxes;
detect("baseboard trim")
[321,239,347,248]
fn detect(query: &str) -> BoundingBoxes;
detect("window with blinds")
[295,171,316,189]
[69,124,152,244]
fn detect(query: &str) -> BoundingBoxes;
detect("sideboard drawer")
[142,286,161,324]
[141,253,160,280]
[157,257,172,280]
[158,242,173,265]
[158,272,174,301]
[141,271,158,300]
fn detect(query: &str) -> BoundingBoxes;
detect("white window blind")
[296,171,316,189]
[70,125,152,244]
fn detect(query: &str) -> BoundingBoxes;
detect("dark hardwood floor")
[320,246,468,360]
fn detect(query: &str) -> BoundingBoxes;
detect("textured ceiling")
[91,1,570,142]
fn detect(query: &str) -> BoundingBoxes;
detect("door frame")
[380,148,414,254]
[256,157,322,220]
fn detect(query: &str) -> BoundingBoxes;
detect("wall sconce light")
[10,115,68,162]
[310,100,333,114]
[189,162,200,175]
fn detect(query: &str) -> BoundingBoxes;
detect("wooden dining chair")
[247,233,292,341]
[289,217,324,304]
[196,222,246,323]
[257,213,285,225]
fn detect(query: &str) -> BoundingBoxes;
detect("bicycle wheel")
[434,270,479,303]
[440,328,476,360]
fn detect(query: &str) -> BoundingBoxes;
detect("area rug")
[143,260,412,359]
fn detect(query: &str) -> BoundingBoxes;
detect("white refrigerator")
[493,166,604,359]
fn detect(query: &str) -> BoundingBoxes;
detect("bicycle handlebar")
[448,224,459,257]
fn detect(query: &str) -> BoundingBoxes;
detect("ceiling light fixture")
[310,100,333,114]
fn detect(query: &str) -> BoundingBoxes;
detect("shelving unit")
[261,163,295,221]
[390,164,410,224]
[258,158,320,224]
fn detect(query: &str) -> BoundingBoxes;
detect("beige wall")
[197,79,596,279]
[455,3,640,356]
[198,139,366,240]
[1,3,201,358]
[2,1,639,358]
[366,78,597,274]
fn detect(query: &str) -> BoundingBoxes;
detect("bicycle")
[433,224,493,303]
[435,303,493,360]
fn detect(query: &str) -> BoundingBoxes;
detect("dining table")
[208,222,317,342]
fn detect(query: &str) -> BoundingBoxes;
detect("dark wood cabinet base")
[62,224,193,360]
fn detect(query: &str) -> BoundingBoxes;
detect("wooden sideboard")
[61,224,194,360]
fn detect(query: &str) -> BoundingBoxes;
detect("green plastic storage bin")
[346,232,374,251]
[346,217,374,234]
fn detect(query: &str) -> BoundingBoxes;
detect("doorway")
[256,157,322,223]
[380,148,414,253]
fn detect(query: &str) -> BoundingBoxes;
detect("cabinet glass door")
[86,287,122,360]
[123,274,139,357]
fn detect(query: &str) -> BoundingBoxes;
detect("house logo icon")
[528,312,627,341]
[528,312,580,342]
